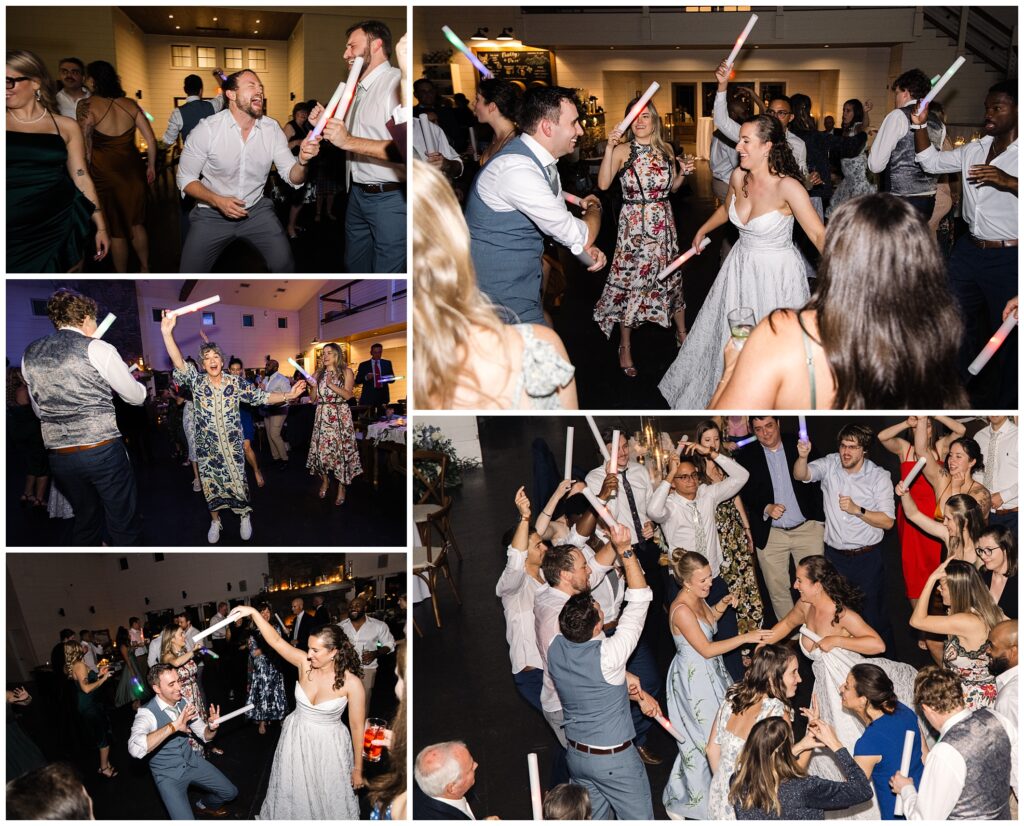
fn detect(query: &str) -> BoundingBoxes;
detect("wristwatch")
[859,506,866,515]
[621,548,635,559]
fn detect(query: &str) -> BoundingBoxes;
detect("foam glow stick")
[287,357,316,385]
[564,426,574,480]
[609,429,620,475]
[676,435,689,456]
[734,435,757,447]
[967,313,1017,375]
[657,237,711,281]
[442,26,495,79]
[798,415,808,442]
[308,80,347,141]
[199,647,220,660]
[917,56,966,114]
[901,457,927,489]
[143,109,155,123]
[527,753,543,820]
[586,415,611,461]
[274,613,288,633]
[92,313,116,339]
[581,488,616,528]
[166,295,219,319]
[468,127,479,160]
[334,56,364,123]
[930,74,940,86]
[894,729,915,816]
[209,703,255,728]
[614,81,660,134]
[192,610,243,643]
[129,363,139,373]
[655,713,685,743]
[575,248,597,268]
[418,114,435,155]
[563,191,583,207]
[725,13,759,67]
[377,375,405,383]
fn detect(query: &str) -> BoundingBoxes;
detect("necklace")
[7,106,47,124]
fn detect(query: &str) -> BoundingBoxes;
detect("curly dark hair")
[946,436,984,475]
[798,555,863,624]
[478,78,520,123]
[892,68,931,100]
[307,624,363,689]
[47,288,98,329]
[740,114,803,197]
[85,60,126,99]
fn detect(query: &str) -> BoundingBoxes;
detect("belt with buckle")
[354,182,404,194]
[50,438,117,455]
[970,236,1018,249]
[774,521,807,532]
[995,507,1018,515]
[830,545,875,557]
[567,739,633,756]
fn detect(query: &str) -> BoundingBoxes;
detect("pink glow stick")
[209,703,254,728]
[608,429,620,475]
[167,295,219,319]
[563,191,583,207]
[564,427,574,480]
[656,713,685,743]
[614,81,660,134]
[967,313,1017,375]
[581,488,616,528]
[334,56,364,123]
[725,13,759,67]
[676,435,689,457]
[657,237,711,281]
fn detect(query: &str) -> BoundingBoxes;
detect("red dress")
[897,452,943,598]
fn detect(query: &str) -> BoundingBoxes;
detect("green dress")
[76,670,110,750]
[7,116,94,272]
[715,499,764,633]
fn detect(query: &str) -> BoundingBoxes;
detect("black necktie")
[619,472,646,542]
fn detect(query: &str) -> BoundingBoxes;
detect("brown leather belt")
[50,438,117,455]
[567,739,633,756]
[774,521,807,532]
[831,545,875,557]
[995,507,1018,515]
[970,236,1018,249]
[354,182,404,194]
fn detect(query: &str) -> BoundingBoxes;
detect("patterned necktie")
[618,472,646,542]
[983,429,997,491]
[689,501,707,556]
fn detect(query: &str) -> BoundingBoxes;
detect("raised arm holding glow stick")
[798,415,808,442]
[656,237,711,281]
[193,609,244,644]
[166,295,220,319]
[442,26,495,79]
[92,313,116,339]
[287,357,317,385]
[901,457,927,488]
[586,415,611,461]
[614,82,660,134]
[527,753,543,820]
[916,56,966,115]
[608,429,620,475]
[967,313,1017,375]
[581,488,617,529]
[564,426,574,480]
[724,13,759,67]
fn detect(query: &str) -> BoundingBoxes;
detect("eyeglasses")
[6,76,31,89]
[766,109,791,117]
[673,473,699,481]
[60,68,83,75]
[977,545,1000,557]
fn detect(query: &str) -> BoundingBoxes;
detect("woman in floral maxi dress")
[593,97,693,376]
[245,603,287,734]
[307,343,363,506]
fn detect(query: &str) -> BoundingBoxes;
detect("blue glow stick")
[442,26,495,79]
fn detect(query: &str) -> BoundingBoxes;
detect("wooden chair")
[412,502,462,628]
[412,449,463,561]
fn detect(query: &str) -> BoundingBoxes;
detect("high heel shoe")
[618,345,638,378]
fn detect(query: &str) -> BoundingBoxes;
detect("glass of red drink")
[362,717,388,762]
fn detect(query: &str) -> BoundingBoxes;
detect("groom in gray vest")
[464,85,606,325]
[546,523,657,820]
[128,664,237,819]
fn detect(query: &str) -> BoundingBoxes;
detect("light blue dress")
[662,609,731,819]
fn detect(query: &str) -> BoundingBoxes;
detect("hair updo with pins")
[670,549,710,586]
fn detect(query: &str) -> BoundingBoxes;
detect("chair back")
[413,449,448,506]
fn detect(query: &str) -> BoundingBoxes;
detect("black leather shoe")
[636,745,662,765]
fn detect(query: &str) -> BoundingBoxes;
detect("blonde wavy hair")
[6,50,59,115]
[160,626,185,664]
[412,159,506,407]
[623,97,674,165]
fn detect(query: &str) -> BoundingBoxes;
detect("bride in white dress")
[659,109,825,409]
[233,607,365,819]
[761,556,918,820]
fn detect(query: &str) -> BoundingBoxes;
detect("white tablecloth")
[367,422,407,445]
[697,116,714,160]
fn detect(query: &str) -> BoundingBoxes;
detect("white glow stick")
[656,713,685,743]
[527,752,543,820]
[274,613,287,633]
[585,416,611,461]
[209,703,255,728]
[967,313,1017,375]
[614,81,660,134]
[609,429,620,475]
[901,457,927,489]
[563,191,583,207]
[656,237,711,281]
[734,435,757,447]
[418,114,436,155]
[167,295,220,319]
[129,363,139,373]
[335,56,364,123]
[287,357,316,385]
[468,127,479,160]
[894,729,915,815]
[917,56,966,114]
[725,13,759,67]
[575,248,597,268]
[676,435,689,456]
[192,609,244,643]
[377,375,405,383]
[308,80,346,141]
[93,313,116,339]
[564,427,574,480]
[798,415,808,442]
[581,488,617,528]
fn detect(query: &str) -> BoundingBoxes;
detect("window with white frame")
[224,47,243,70]
[247,48,267,71]
[171,45,193,68]
[197,47,217,69]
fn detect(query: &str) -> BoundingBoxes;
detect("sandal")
[210,747,224,756]
[618,345,638,378]
[98,765,118,778]
[334,487,346,507]
[318,480,329,499]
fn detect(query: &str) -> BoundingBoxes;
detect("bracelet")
[519,516,529,522]
[541,510,552,517]
[909,123,927,131]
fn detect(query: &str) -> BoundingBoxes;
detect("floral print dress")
[306,368,363,484]
[175,657,207,756]
[943,635,997,710]
[714,499,764,633]
[593,141,680,336]
[172,363,271,515]
[245,634,287,722]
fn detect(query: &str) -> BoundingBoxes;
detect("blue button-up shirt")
[805,454,894,549]
[763,443,807,528]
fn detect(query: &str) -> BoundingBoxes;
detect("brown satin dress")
[88,99,146,239]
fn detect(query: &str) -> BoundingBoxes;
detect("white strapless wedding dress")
[659,195,811,408]
[799,625,919,820]
[258,682,359,819]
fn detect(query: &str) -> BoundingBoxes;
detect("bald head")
[414,741,476,800]
[989,619,1018,676]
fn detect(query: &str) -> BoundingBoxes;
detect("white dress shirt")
[647,455,750,577]
[916,137,1018,241]
[804,454,894,549]
[899,707,1018,819]
[867,103,944,195]
[584,461,654,545]
[261,371,292,397]
[713,91,807,177]
[710,133,739,184]
[128,696,209,759]
[339,617,395,672]
[183,625,198,652]
[148,637,162,668]
[413,117,464,176]
[430,795,475,819]
[972,419,1018,509]
[208,611,230,641]
[129,627,146,657]
[177,109,299,209]
[995,665,1018,731]
[495,546,546,673]
[56,87,89,119]
[473,131,590,252]
[161,94,225,145]
[81,640,102,671]
[346,62,404,185]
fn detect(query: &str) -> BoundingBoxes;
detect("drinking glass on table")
[727,307,756,350]
[362,717,388,762]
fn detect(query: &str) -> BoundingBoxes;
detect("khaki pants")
[265,414,288,462]
[757,521,824,623]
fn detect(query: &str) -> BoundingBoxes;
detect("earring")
[35,89,41,101]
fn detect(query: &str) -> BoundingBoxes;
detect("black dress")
[982,568,1018,619]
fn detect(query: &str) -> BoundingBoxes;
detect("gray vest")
[22,329,121,448]
[883,105,943,196]
[942,708,1012,820]
[179,99,215,143]
[547,635,635,748]
[141,696,204,780]
[464,136,558,321]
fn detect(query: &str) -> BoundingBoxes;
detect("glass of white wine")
[727,307,756,350]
